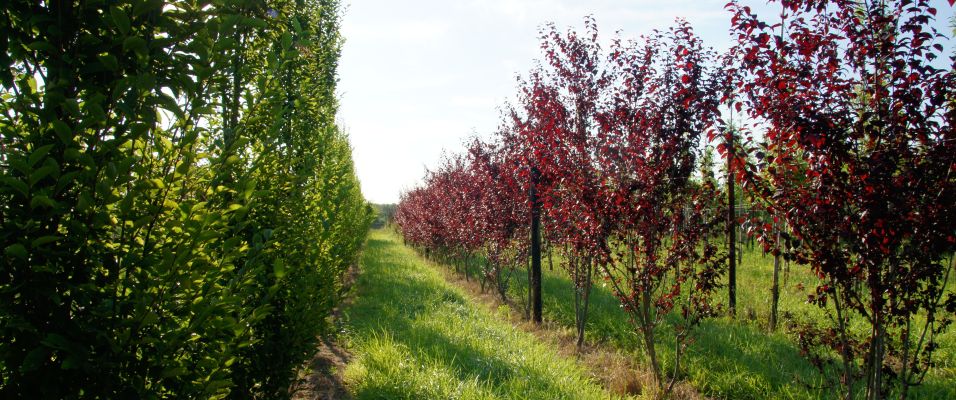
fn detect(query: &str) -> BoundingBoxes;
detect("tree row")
[396,2,954,399]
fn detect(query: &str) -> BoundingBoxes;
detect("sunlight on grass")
[341,229,617,400]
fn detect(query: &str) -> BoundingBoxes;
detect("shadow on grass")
[506,261,954,400]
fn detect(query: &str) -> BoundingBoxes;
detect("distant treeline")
[371,203,397,228]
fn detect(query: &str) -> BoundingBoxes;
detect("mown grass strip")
[341,229,618,399]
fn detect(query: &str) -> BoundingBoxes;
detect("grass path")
[338,229,618,399]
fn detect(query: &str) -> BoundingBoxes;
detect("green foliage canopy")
[0,0,372,398]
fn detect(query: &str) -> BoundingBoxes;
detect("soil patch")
[290,265,361,400]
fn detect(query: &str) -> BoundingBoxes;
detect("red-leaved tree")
[728,1,956,398]
[596,21,727,396]
[528,17,614,348]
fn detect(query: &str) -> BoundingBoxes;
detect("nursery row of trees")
[0,0,373,398]
[396,1,955,399]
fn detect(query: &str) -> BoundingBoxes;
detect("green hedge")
[0,0,372,398]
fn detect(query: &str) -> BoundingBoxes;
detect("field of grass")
[338,229,618,399]
[490,242,956,399]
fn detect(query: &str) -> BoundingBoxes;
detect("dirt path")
[290,266,361,400]
[291,336,352,400]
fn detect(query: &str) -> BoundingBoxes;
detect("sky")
[337,0,955,204]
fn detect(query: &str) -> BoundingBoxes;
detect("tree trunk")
[526,255,532,319]
[547,241,554,271]
[833,286,855,400]
[478,257,487,293]
[770,220,780,331]
[727,129,737,318]
[529,167,543,325]
[496,263,509,302]
[641,289,663,390]
[899,317,913,400]
[575,257,593,349]
[866,310,886,400]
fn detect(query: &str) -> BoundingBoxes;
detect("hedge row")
[0,0,372,398]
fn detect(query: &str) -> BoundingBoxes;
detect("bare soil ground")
[290,336,352,400]
[290,266,360,400]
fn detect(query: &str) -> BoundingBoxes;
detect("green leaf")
[161,366,187,378]
[20,348,47,372]
[197,230,220,242]
[155,92,183,117]
[55,171,79,193]
[110,7,131,35]
[28,144,55,167]
[214,37,238,53]
[61,356,81,370]
[29,165,58,186]
[204,379,232,394]
[123,36,148,55]
[76,192,93,212]
[26,41,56,54]
[52,121,72,143]
[40,333,71,350]
[175,161,191,175]
[133,216,153,230]
[141,311,159,326]
[23,77,37,96]
[281,32,293,50]
[1,177,29,197]
[5,243,28,259]
[64,148,81,162]
[97,54,119,72]
[273,259,286,279]
[246,17,269,29]
[31,236,60,248]
[83,100,107,122]
[30,195,56,209]
[63,98,81,117]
